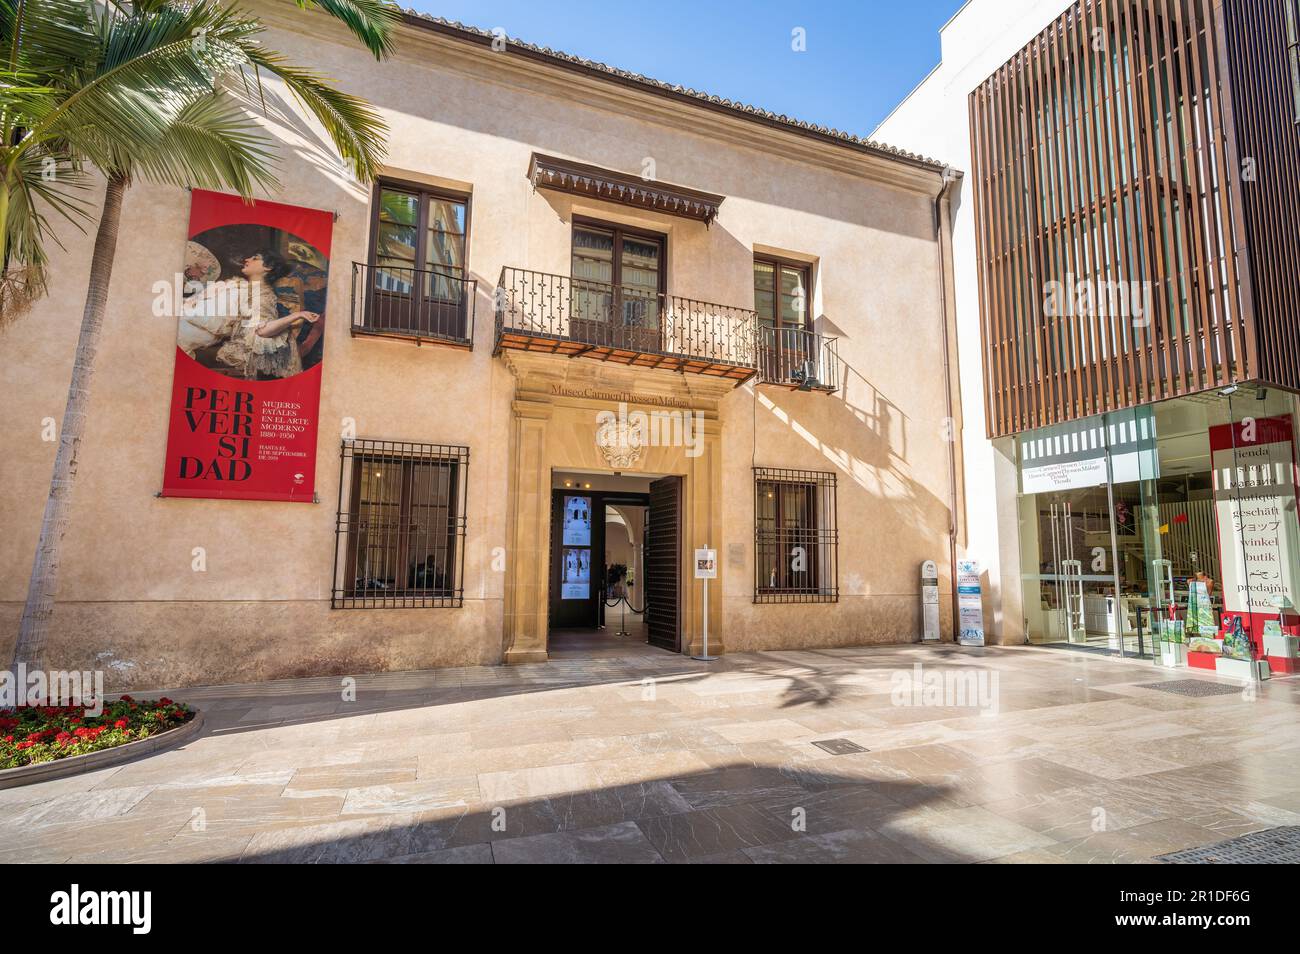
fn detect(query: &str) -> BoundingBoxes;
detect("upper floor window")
[362,181,472,342]
[753,256,810,332]
[753,255,835,387]
[570,219,665,335]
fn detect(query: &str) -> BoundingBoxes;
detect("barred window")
[754,467,838,603]
[332,440,469,609]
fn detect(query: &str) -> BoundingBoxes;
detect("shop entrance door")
[1026,484,1127,653]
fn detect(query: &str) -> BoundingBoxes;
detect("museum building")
[1,4,964,687]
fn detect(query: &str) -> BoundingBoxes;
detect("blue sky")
[410,1,966,137]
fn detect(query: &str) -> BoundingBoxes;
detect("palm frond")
[133,90,279,196]
[294,0,399,60]
[0,0,391,304]
[21,0,258,163]
[240,47,387,182]
[1,145,92,315]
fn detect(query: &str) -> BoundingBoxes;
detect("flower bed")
[0,696,194,770]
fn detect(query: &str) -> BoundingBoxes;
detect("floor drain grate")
[1158,826,1300,863]
[1136,678,1244,697]
[810,738,868,756]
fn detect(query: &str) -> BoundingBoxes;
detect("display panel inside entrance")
[561,495,592,599]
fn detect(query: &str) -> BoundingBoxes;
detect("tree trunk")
[12,174,128,672]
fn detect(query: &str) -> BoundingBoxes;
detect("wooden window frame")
[570,216,668,295]
[361,178,474,341]
[368,177,472,283]
[752,254,812,332]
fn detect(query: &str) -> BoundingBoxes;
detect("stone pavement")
[4,643,1300,863]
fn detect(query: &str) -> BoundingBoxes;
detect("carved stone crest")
[595,414,645,469]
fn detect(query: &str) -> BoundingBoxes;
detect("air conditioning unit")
[791,359,821,390]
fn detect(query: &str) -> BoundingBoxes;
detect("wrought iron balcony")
[351,261,477,348]
[757,326,840,393]
[494,267,756,382]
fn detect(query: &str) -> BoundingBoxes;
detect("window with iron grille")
[754,467,838,603]
[332,440,469,609]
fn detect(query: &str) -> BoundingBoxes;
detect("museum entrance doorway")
[547,472,682,654]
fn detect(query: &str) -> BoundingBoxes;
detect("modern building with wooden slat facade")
[970,0,1300,440]
[879,0,1300,677]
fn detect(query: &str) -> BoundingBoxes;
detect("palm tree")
[4,0,398,670]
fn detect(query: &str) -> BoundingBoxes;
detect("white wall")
[873,0,1075,643]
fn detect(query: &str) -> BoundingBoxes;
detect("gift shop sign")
[1209,415,1300,617]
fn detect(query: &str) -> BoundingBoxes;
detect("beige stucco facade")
[0,4,965,689]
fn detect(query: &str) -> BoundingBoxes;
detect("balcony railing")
[494,267,756,382]
[351,261,476,348]
[757,326,840,392]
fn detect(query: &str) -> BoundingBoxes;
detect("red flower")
[15,741,33,750]
[120,695,134,702]
[159,698,173,705]
[113,719,128,729]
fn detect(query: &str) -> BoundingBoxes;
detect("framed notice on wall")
[161,190,331,501]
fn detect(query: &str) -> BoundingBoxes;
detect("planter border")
[0,710,205,790]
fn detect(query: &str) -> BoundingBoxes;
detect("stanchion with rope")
[602,591,646,639]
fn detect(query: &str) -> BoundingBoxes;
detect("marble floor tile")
[981,783,1173,842]
[875,805,1058,862]
[666,765,814,810]
[744,826,928,863]
[4,643,1296,865]
[283,759,418,797]
[491,821,663,864]
[240,813,417,864]
[375,843,495,864]
[637,804,800,862]
[1043,818,1224,863]
[341,777,480,815]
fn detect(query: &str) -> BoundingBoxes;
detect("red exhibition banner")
[161,190,332,502]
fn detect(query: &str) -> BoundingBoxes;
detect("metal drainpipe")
[933,166,961,642]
